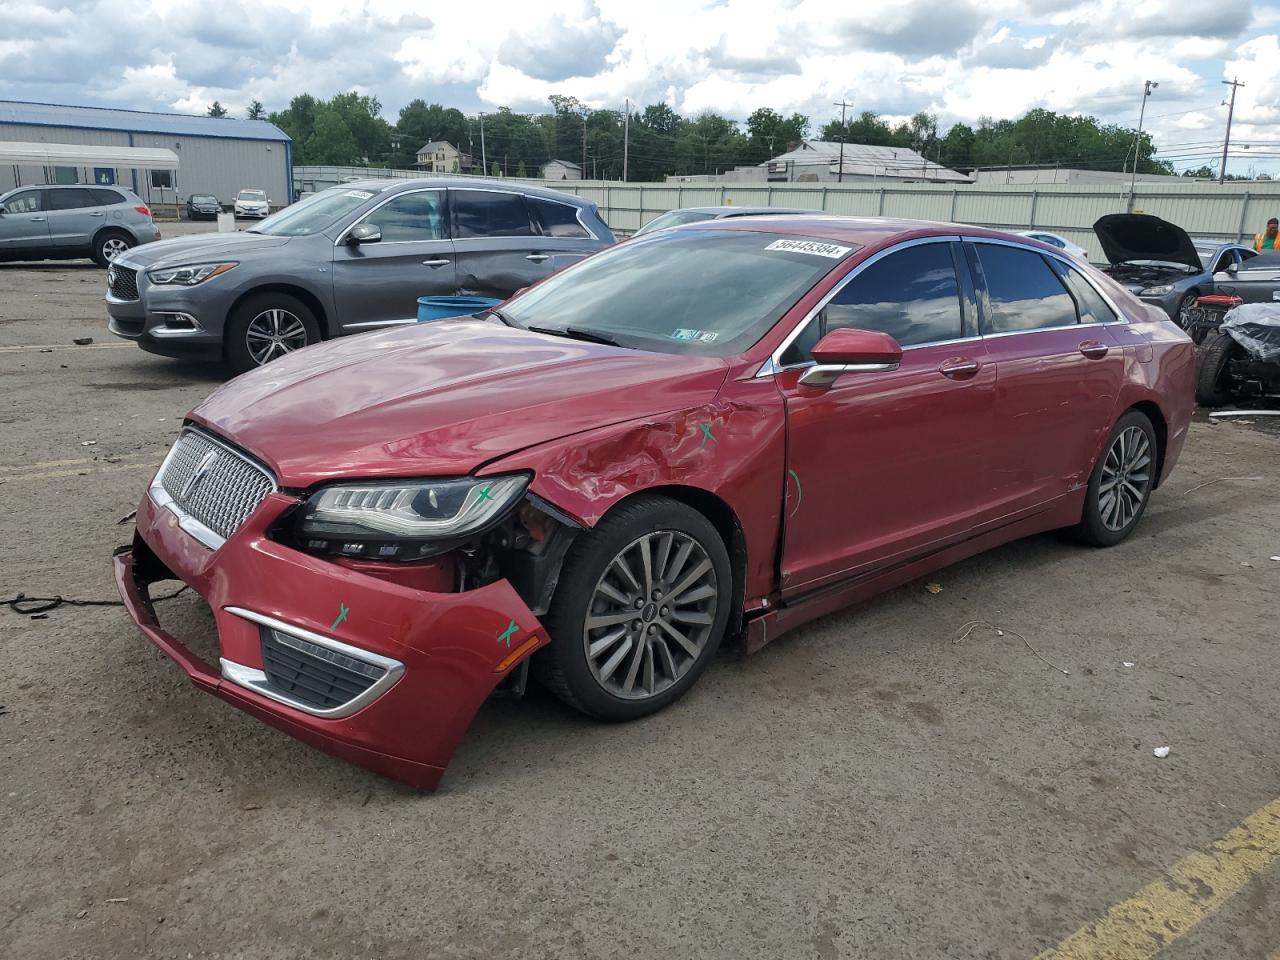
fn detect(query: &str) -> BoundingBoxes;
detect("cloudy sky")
[4,0,1280,175]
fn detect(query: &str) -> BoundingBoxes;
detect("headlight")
[295,474,530,560]
[147,262,237,286]
[1140,284,1174,296]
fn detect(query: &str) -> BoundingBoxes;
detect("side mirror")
[799,327,902,388]
[347,223,381,245]
[1226,261,1239,274]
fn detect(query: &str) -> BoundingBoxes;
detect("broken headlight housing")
[295,474,530,561]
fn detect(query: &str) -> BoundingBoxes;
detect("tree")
[393,100,468,167]
[745,108,809,163]
[490,161,500,177]
[516,160,528,178]
[246,100,266,121]
[206,101,228,118]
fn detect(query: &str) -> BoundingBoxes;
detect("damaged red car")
[115,217,1196,790]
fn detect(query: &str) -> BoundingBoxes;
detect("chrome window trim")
[148,427,278,552]
[759,235,963,376]
[222,607,405,719]
[962,235,1131,327]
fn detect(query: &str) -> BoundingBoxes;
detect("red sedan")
[115,217,1195,790]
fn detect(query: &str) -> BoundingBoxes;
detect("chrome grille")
[154,429,276,546]
[108,264,138,301]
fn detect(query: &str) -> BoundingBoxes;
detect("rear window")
[975,244,1078,333]
[530,197,590,238]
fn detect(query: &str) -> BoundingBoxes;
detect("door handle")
[1079,340,1109,359]
[525,253,550,263]
[29,216,47,222]
[89,212,106,217]
[939,358,980,379]
[421,258,451,267]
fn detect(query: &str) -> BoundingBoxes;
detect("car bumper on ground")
[114,488,548,790]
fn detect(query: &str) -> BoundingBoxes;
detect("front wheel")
[1076,410,1157,547]
[224,293,320,374]
[1175,292,1199,332]
[538,495,732,721]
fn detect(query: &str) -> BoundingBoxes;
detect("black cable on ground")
[3,586,188,616]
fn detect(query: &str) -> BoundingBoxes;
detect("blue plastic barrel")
[416,295,502,322]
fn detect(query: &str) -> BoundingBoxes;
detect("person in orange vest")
[1254,217,1280,251]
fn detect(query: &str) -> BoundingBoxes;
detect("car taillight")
[134,205,151,217]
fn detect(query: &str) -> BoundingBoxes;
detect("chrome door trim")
[758,235,963,377]
[798,360,900,388]
[342,317,419,329]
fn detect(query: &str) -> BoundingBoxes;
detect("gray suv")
[106,178,614,372]
[0,184,161,266]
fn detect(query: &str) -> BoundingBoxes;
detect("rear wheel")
[1195,332,1242,406]
[1076,410,1157,547]
[92,230,134,267]
[225,293,320,374]
[538,495,732,721]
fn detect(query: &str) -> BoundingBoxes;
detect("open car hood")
[1093,214,1202,269]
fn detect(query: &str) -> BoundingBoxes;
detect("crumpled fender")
[480,375,788,608]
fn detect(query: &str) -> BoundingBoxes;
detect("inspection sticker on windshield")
[343,190,374,199]
[672,328,718,342]
[765,239,851,259]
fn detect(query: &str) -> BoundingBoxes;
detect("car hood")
[1093,214,1202,269]
[118,231,292,267]
[189,319,731,487]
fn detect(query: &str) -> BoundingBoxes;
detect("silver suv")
[106,177,615,373]
[0,184,161,266]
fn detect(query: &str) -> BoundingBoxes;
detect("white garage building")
[0,100,292,209]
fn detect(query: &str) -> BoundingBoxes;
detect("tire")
[224,292,321,374]
[1195,332,1242,406]
[1076,410,1158,547]
[537,495,732,721]
[92,230,134,267]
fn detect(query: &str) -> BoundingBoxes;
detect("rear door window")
[529,197,591,238]
[47,189,95,211]
[974,244,1078,333]
[821,242,964,347]
[1049,261,1117,325]
[453,190,533,238]
[90,188,125,206]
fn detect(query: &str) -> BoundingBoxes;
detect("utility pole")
[623,97,630,182]
[1220,77,1245,184]
[581,114,587,177]
[1129,80,1157,200]
[833,98,853,183]
[479,114,487,176]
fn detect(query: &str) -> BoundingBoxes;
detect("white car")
[234,189,270,219]
[1018,230,1090,261]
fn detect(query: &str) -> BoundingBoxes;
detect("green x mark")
[699,422,716,448]
[497,620,519,648]
[330,602,350,631]
[477,486,495,502]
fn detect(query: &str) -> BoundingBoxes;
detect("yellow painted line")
[0,342,133,353]
[1035,797,1280,960]
[1,460,160,482]
[0,451,161,474]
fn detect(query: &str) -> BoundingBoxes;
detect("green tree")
[516,160,528,177]
[745,108,809,163]
[490,161,500,177]
[246,100,266,121]
[393,100,468,167]
[206,101,228,118]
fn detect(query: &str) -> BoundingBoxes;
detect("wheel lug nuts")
[634,599,644,609]
[652,590,662,600]
[648,625,657,635]
[632,620,641,631]
[660,606,669,617]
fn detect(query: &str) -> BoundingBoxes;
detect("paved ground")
[1,235,1278,960]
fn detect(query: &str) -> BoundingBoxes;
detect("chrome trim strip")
[150,313,205,338]
[148,427,278,552]
[979,320,1108,341]
[341,317,419,329]
[759,235,962,377]
[221,607,406,719]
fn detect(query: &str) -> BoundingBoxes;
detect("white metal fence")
[294,165,1280,254]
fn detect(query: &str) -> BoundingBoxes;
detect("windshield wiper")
[527,324,623,347]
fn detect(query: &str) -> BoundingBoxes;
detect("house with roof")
[415,141,473,174]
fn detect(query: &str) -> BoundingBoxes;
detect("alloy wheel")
[582,530,719,701]
[1098,426,1152,531]
[101,237,130,262]
[245,308,309,365]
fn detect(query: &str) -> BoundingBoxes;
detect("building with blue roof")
[0,101,292,210]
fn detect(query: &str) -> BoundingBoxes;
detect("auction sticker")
[344,190,374,199]
[765,239,851,259]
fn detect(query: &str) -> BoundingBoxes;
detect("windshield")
[192,195,217,203]
[502,229,856,356]
[248,188,373,237]
[634,210,718,237]
[238,190,266,200]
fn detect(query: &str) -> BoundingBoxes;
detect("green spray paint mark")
[787,469,803,516]
[699,422,716,448]
[496,620,519,648]
[477,486,495,503]
[330,603,350,631]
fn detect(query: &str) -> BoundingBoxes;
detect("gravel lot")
[2,227,1278,959]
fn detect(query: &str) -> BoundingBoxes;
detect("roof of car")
[335,177,597,207]
[685,214,1029,248]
